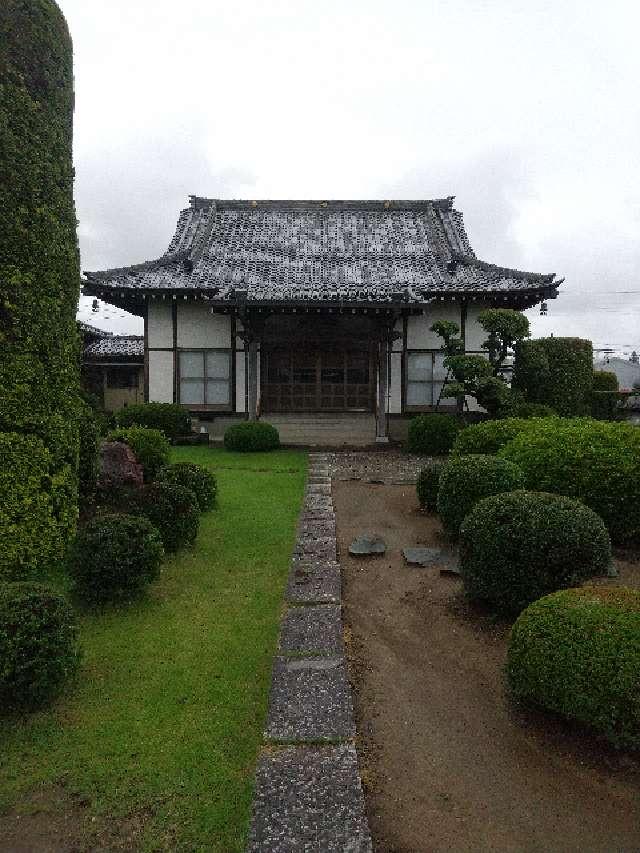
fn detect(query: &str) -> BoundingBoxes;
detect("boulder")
[98,441,143,489]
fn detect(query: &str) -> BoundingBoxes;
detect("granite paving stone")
[265,656,355,741]
[279,605,343,656]
[247,745,372,853]
[286,560,341,604]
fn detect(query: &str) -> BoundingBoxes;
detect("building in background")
[83,197,561,444]
[79,322,144,411]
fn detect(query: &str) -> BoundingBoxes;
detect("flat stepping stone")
[265,656,355,741]
[247,744,372,852]
[287,560,341,604]
[439,562,461,577]
[349,534,386,556]
[402,547,443,567]
[279,605,343,656]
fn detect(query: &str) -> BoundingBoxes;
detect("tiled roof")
[77,320,113,337]
[84,335,144,361]
[84,198,560,305]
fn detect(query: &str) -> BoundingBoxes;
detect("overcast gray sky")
[66,0,640,355]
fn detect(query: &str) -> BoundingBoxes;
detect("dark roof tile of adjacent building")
[84,198,560,306]
[84,335,144,361]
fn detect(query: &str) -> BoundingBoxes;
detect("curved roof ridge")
[188,196,456,212]
[451,251,557,284]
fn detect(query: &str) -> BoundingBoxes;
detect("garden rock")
[349,534,386,556]
[98,441,143,489]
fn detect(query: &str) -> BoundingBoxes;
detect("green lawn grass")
[0,447,307,851]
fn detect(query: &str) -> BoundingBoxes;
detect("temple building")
[83,197,561,444]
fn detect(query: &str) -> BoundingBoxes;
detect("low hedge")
[499,418,640,543]
[459,491,611,615]
[0,433,59,581]
[114,402,191,439]
[436,454,525,537]
[416,461,445,512]
[69,514,164,603]
[157,462,217,512]
[131,482,200,552]
[224,421,280,452]
[451,417,536,456]
[107,426,171,481]
[407,414,461,455]
[508,586,640,749]
[0,582,80,709]
[507,402,557,419]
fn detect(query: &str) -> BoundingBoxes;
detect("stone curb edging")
[247,453,373,852]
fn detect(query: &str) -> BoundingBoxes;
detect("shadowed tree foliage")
[0,0,81,577]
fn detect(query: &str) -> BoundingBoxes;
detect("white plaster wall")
[235,351,246,413]
[407,301,461,349]
[148,350,174,402]
[147,301,173,348]
[464,301,491,351]
[389,351,402,413]
[177,304,231,348]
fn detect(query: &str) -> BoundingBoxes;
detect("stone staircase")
[263,413,377,446]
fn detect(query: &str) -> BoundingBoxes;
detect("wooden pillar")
[376,337,389,443]
[248,339,258,421]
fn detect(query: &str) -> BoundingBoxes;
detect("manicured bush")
[78,401,100,500]
[69,514,164,603]
[0,1,81,563]
[131,482,200,552]
[499,418,640,543]
[0,433,60,581]
[508,586,640,749]
[157,462,217,512]
[437,454,525,537]
[459,491,611,615]
[107,426,171,481]
[507,402,557,419]
[224,421,280,452]
[512,337,593,416]
[407,414,461,455]
[451,417,535,456]
[114,402,191,440]
[0,582,80,709]
[591,370,621,420]
[416,461,445,511]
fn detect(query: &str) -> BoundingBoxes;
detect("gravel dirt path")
[334,479,640,853]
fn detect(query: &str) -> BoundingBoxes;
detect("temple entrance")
[260,315,376,413]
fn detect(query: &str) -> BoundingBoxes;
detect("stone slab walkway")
[247,453,372,852]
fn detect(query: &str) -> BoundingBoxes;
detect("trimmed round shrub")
[0,582,80,709]
[499,418,640,543]
[508,586,640,749]
[459,491,611,615]
[0,433,59,581]
[69,514,164,603]
[114,402,191,440]
[407,414,461,455]
[416,461,445,512]
[131,482,200,552]
[224,421,280,452]
[157,462,217,512]
[451,417,537,456]
[436,454,525,537]
[107,426,170,481]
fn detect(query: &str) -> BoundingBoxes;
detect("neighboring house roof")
[84,335,144,362]
[595,358,640,391]
[84,197,561,311]
[77,320,113,339]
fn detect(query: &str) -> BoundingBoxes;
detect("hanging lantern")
[540,301,548,316]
